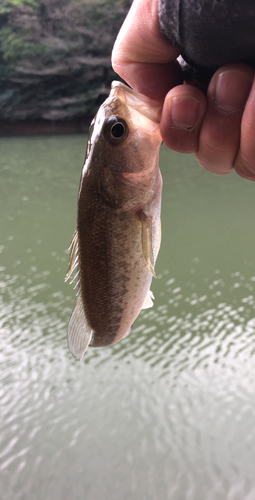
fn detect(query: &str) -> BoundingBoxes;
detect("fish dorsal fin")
[65,230,79,282]
[141,290,155,310]
[141,213,157,278]
[67,293,93,360]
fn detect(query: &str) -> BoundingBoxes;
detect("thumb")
[112,0,182,101]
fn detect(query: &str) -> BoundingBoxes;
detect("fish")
[65,81,162,360]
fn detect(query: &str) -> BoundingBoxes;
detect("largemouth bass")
[66,81,162,360]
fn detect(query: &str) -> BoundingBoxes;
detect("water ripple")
[1,264,255,498]
[1,136,255,499]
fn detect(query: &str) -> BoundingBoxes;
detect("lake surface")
[1,135,255,500]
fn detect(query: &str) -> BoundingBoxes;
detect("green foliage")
[0,27,46,62]
[0,0,131,121]
[0,0,39,15]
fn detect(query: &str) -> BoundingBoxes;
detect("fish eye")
[104,116,129,144]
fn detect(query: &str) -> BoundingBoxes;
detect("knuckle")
[162,127,199,154]
[234,152,255,180]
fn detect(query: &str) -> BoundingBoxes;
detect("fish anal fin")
[141,213,157,278]
[141,290,155,310]
[67,294,92,360]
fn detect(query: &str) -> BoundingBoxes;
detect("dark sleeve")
[159,0,255,84]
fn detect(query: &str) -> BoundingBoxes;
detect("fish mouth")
[110,81,162,124]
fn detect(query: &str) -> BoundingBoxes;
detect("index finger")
[112,0,182,101]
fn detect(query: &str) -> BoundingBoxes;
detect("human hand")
[111,0,183,101]
[112,0,255,180]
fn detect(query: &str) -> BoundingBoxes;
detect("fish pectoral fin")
[157,219,161,258]
[141,290,155,310]
[141,213,157,278]
[67,294,93,360]
[65,230,79,282]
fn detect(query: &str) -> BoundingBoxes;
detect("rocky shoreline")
[0,0,130,125]
[0,118,91,137]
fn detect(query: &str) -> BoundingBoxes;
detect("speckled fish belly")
[66,81,162,360]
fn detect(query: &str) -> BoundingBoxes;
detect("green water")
[1,135,255,500]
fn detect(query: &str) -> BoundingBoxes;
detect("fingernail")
[170,96,201,129]
[215,70,253,112]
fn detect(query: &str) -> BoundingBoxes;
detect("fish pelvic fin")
[65,230,79,288]
[141,213,157,278]
[141,290,155,310]
[67,293,93,360]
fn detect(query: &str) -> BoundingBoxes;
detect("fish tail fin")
[67,294,93,360]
